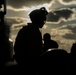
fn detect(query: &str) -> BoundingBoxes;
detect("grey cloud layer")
[5,18,20,26]
[6,9,28,18]
[47,9,73,22]
[63,33,76,39]
[62,0,73,2]
[5,17,26,27]
[7,0,51,8]
[58,25,76,40]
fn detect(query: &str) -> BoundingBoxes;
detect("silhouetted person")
[70,43,76,74]
[42,33,59,53]
[70,43,76,56]
[40,48,69,75]
[14,7,48,74]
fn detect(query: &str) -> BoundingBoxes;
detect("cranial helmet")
[29,7,48,22]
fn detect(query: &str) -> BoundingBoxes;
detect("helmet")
[29,7,48,22]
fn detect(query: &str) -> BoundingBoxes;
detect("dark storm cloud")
[62,0,73,3]
[7,0,51,8]
[54,9,73,19]
[47,12,60,22]
[47,9,73,22]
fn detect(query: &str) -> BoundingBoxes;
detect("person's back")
[14,7,48,74]
[70,43,76,74]
[14,23,42,63]
[43,33,59,52]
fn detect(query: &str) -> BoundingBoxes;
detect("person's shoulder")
[19,25,28,31]
[50,40,57,43]
[22,23,32,30]
[19,24,32,34]
[50,40,59,46]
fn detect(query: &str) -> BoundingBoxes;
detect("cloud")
[5,17,27,42]
[7,0,51,8]
[49,0,76,10]
[5,17,26,26]
[46,24,75,52]
[63,33,76,40]
[59,0,76,5]
[47,12,60,22]
[62,0,73,3]
[46,28,73,53]
[47,9,73,22]
[55,24,76,40]
[6,8,28,18]
[54,9,73,19]
[5,17,27,37]
[59,25,76,34]
[51,28,72,37]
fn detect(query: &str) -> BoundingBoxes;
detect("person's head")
[43,33,51,41]
[29,7,48,28]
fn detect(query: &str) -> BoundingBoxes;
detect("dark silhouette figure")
[70,43,76,56]
[42,33,59,52]
[0,23,11,71]
[70,43,76,74]
[40,48,69,75]
[0,0,12,72]
[14,7,48,74]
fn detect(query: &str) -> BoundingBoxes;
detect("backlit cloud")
[52,24,76,40]
[47,8,73,22]
[59,0,76,5]
[7,0,52,8]
[62,0,73,2]
[4,0,76,52]
[5,17,27,42]
[5,17,26,26]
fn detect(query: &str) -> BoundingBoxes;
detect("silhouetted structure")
[42,33,59,52]
[14,7,48,74]
[0,0,6,23]
[40,48,69,75]
[0,24,11,68]
[0,0,12,70]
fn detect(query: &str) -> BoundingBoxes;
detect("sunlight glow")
[25,3,50,23]
[25,3,49,14]
[7,6,30,11]
[43,25,48,29]
[7,3,49,13]
[59,0,76,5]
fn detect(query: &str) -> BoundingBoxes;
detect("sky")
[4,0,76,53]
